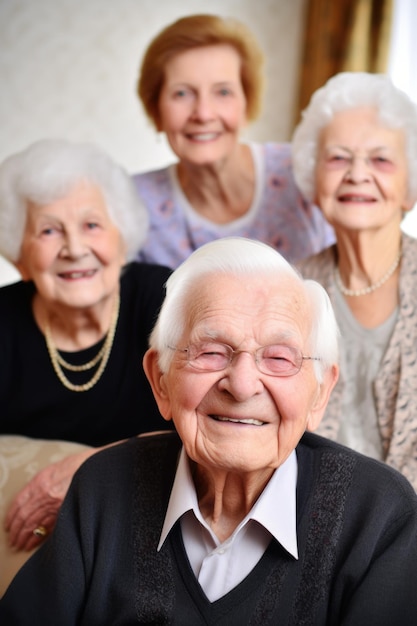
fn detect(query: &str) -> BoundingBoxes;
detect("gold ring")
[33,525,48,538]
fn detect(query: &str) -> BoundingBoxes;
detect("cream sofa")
[0,435,91,596]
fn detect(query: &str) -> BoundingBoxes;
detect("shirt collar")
[158,447,298,559]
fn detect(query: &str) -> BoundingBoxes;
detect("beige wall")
[0,0,308,284]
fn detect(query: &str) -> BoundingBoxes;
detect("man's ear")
[142,348,173,422]
[307,364,339,432]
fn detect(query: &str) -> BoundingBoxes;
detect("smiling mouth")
[187,132,219,142]
[338,195,376,202]
[58,269,97,280]
[211,415,265,426]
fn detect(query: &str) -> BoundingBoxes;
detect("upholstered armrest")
[0,435,92,597]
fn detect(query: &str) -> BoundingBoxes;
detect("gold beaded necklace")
[44,293,120,392]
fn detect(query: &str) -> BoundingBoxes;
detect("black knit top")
[0,262,173,445]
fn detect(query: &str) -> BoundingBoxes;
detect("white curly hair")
[292,72,417,203]
[0,138,149,263]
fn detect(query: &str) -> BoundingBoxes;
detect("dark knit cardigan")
[1,431,417,625]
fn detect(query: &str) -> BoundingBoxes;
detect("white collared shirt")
[158,448,298,602]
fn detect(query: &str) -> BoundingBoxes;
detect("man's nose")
[217,352,264,401]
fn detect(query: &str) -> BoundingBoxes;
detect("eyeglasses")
[167,341,320,377]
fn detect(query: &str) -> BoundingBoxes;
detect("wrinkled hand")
[4,448,95,551]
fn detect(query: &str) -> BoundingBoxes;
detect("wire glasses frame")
[167,342,320,377]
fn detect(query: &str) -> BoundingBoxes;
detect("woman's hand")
[4,448,96,551]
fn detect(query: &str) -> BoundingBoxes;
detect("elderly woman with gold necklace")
[293,72,417,490]
[0,139,172,558]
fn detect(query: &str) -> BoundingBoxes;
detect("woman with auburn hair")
[133,13,334,269]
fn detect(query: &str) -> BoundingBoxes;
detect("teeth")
[341,196,373,202]
[190,133,218,141]
[215,416,264,426]
[61,270,95,279]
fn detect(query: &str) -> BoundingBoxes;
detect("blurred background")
[0,0,415,284]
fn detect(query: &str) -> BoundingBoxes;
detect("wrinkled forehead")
[182,272,312,343]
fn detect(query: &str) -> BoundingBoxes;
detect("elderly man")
[1,238,417,625]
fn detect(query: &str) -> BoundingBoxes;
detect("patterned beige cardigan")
[297,233,417,491]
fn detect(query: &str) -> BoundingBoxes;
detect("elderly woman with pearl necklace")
[293,72,417,490]
[0,139,172,559]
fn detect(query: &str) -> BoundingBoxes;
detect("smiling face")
[315,106,412,234]
[17,181,126,313]
[157,44,248,166]
[144,273,337,477]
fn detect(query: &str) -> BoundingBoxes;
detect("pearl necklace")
[44,294,120,392]
[335,251,402,297]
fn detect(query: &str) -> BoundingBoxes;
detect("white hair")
[149,237,339,382]
[0,138,149,263]
[291,72,417,202]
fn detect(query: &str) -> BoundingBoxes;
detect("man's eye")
[199,349,226,358]
[193,344,229,361]
[264,355,294,367]
[262,346,298,367]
